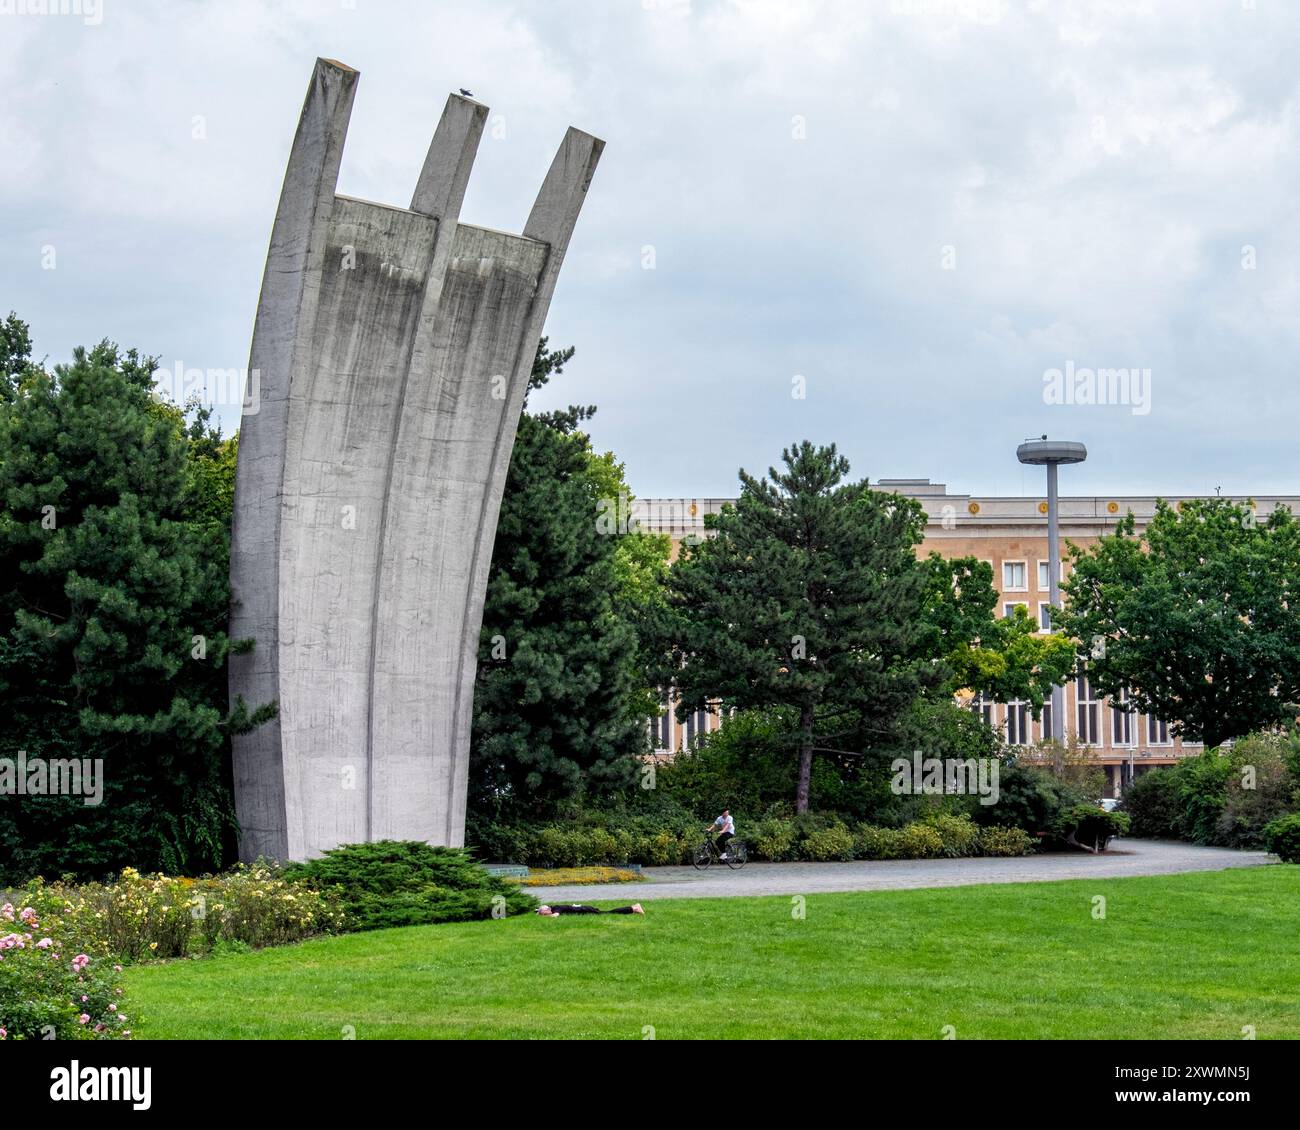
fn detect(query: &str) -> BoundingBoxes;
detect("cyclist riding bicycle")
[709,808,735,860]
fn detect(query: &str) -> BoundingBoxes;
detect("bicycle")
[692,831,748,871]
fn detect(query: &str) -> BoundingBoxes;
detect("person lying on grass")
[536,903,644,916]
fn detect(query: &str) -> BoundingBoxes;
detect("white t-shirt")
[716,814,734,834]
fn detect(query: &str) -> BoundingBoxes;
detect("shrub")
[1052,805,1130,852]
[1173,751,1238,845]
[465,817,533,866]
[1217,733,1295,849]
[0,899,129,1041]
[284,840,535,930]
[976,825,1035,857]
[189,864,343,951]
[749,818,797,862]
[577,827,619,867]
[924,813,980,858]
[1264,814,1300,863]
[973,758,1092,834]
[635,829,680,866]
[532,827,580,869]
[655,708,798,817]
[1120,768,1182,839]
[853,824,903,860]
[803,824,855,862]
[5,865,340,966]
[897,823,944,859]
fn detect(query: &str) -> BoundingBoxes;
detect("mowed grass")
[125,867,1300,1040]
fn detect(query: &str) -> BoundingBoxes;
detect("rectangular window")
[1005,700,1029,746]
[1076,672,1099,745]
[969,692,994,727]
[1037,561,1051,591]
[1147,715,1170,745]
[1037,602,1053,632]
[1003,560,1028,591]
[1040,700,1054,742]
[1111,688,1133,746]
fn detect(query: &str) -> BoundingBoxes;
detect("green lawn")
[125,867,1299,1039]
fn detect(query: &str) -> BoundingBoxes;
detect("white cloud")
[3,0,1300,497]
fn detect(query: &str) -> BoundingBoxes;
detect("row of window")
[971,682,1174,748]
[1000,559,1065,593]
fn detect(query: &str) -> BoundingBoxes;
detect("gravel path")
[525,839,1274,903]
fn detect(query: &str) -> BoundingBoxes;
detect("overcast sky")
[4,0,1299,499]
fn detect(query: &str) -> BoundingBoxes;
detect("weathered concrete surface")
[230,59,602,861]
[523,840,1276,904]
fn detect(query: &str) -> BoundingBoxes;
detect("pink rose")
[71,953,90,973]
[35,938,53,949]
[78,1014,90,1025]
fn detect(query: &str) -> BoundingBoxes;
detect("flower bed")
[0,900,128,1041]
[514,867,641,886]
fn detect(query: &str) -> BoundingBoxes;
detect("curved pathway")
[525,839,1274,903]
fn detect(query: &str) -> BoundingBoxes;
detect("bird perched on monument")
[459,88,474,97]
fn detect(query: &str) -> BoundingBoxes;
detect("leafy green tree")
[1055,499,1300,749]
[0,326,236,880]
[660,442,942,813]
[922,555,1076,716]
[471,342,652,819]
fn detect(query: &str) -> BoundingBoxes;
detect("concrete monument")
[229,58,603,861]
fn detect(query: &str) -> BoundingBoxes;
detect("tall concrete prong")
[230,58,359,864]
[410,94,488,221]
[230,61,603,861]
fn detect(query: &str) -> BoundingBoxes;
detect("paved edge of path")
[522,839,1277,904]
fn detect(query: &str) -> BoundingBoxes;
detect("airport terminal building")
[638,480,1300,797]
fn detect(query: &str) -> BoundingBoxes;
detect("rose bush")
[0,900,128,1041]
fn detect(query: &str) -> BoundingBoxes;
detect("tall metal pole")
[1016,438,1086,746]
[1047,462,1064,742]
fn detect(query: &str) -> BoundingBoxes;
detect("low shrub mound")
[471,810,1039,865]
[1264,814,1300,863]
[284,841,536,931]
[1050,805,1130,853]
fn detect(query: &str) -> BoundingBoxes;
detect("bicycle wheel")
[691,841,713,870]
[724,841,748,870]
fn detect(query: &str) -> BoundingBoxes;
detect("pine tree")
[0,325,235,880]
[470,342,658,820]
[661,442,942,813]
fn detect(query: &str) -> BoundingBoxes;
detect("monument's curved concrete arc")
[229,59,603,862]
